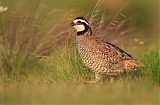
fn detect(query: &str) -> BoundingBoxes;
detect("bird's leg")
[85,73,101,84]
[109,75,116,83]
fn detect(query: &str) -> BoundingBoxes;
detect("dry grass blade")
[0,2,71,75]
[105,0,130,32]
[86,0,134,45]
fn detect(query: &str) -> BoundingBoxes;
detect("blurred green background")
[1,0,159,51]
[1,0,159,31]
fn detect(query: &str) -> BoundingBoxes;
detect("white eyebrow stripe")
[73,19,89,25]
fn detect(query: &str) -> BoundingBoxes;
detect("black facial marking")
[72,17,92,35]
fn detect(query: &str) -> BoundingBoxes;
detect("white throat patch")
[73,19,89,32]
[73,24,85,32]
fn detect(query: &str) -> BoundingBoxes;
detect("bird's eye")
[77,21,81,23]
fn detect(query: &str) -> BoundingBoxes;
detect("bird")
[70,16,143,83]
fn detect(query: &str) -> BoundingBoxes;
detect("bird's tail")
[123,59,144,70]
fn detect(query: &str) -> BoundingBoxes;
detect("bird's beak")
[70,22,75,27]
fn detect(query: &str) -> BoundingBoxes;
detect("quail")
[70,17,143,83]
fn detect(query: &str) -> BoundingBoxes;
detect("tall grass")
[43,45,93,83]
[0,1,71,77]
[142,52,160,84]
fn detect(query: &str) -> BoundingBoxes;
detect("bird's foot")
[84,73,101,84]
[109,77,114,83]
[109,76,116,83]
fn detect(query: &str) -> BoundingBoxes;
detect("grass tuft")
[142,52,160,84]
[43,44,93,84]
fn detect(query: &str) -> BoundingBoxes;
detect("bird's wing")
[98,41,144,69]
[97,41,133,61]
[104,42,133,60]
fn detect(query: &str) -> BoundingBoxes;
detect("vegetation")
[0,0,159,104]
[142,52,160,84]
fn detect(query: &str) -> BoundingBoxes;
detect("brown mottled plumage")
[71,17,143,83]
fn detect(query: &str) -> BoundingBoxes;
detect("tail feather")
[123,59,144,70]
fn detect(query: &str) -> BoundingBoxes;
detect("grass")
[1,43,159,104]
[142,52,160,84]
[0,0,159,104]
[43,46,93,83]
[0,81,159,105]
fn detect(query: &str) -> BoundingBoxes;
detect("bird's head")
[70,17,92,35]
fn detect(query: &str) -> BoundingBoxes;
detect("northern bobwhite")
[71,17,143,83]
